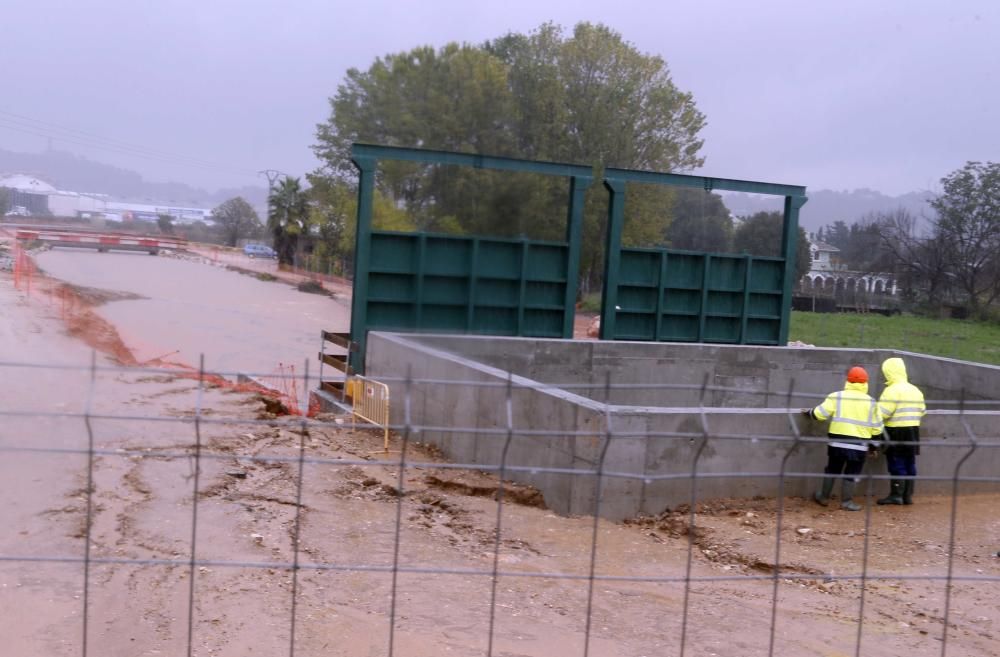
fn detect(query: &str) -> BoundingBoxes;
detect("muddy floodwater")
[36,248,349,377]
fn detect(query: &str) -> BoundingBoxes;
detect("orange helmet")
[847,366,868,384]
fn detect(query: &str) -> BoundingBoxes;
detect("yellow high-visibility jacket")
[878,358,926,427]
[812,381,884,450]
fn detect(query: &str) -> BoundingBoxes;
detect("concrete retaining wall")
[404,334,1000,409]
[366,332,1000,519]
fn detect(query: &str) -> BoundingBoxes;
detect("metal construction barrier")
[349,375,390,452]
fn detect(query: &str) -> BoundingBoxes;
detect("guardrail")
[15,228,187,254]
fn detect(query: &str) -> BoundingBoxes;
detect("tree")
[156,214,175,235]
[733,211,810,281]
[305,174,418,276]
[817,218,892,272]
[268,177,309,266]
[0,187,9,215]
[212,196,262,247]
[929,161,1000,316]
[313,21,706,287]
[875,208,952,309]
[665,189,733,252]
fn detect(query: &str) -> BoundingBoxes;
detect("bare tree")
[875,208,953,309]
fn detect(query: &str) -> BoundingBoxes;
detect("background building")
[1,173,212,223]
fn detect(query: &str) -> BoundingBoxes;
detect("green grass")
[578,292,602,313]
[790,311,1000,365]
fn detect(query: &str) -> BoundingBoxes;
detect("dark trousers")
[825,445,865,480]
[886,453,916,477]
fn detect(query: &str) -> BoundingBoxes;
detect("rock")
[796,527,812,535]
[226,470,247,479]
[586,316,600,338]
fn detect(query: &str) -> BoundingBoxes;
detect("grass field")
[578,296,1000,365]
[789,310,1000,365]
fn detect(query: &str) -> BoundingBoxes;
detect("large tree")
[664,189,733,252]
[268,178,309,266]
[313,21,706,286]
[212,196,262,247]
[733,211,811,282]
[929,161,1000,316]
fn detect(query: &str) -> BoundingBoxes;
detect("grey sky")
[2,0,997,195]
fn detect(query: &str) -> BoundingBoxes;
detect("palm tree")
[267,177,308,266]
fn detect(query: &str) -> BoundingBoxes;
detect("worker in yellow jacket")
[876,357,926,505]
[803,366,884,511]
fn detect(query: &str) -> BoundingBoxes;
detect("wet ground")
[1,253,998,656]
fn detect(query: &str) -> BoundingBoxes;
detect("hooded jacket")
[878,358,926,427]
[811,380,884,450]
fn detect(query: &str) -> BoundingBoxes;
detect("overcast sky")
[1,0,997,195]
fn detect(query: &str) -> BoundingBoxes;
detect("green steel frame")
[347,143,808,372]
[349,143,593,372]
[600,168,807,345]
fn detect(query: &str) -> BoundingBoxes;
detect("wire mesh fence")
[1,356,998,657]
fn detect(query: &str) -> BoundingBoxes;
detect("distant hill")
[0,148,267,209]
[0,148,939,233]
[721,188,936,232]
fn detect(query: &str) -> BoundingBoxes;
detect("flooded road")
[36,248,349,377]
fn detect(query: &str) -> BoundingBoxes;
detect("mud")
[2,262,999,656]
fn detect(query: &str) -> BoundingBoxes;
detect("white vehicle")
[4,206,30,217]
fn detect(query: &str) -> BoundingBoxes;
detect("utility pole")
[258,169,285,190]
[258,169,288,264]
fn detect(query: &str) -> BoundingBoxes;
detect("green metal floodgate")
[348,144,593,372]
[601,169,807,345]
[346,143,807,373]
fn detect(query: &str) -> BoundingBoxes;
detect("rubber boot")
[877,480,904,505]
[840,480,862,511]
[814,477,835,507]
[902,479,914,505]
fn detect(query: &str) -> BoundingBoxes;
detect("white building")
[1,173,212,223]
[801,233,896,295]
[807,236,840,272]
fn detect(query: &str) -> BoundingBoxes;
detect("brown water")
[36,248,349,377]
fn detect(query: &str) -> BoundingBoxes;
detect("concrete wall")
[366,332,1000,520]
[403,334,1000,410]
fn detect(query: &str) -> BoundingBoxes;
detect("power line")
[0,109,256,174]
[0,109,258,178]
